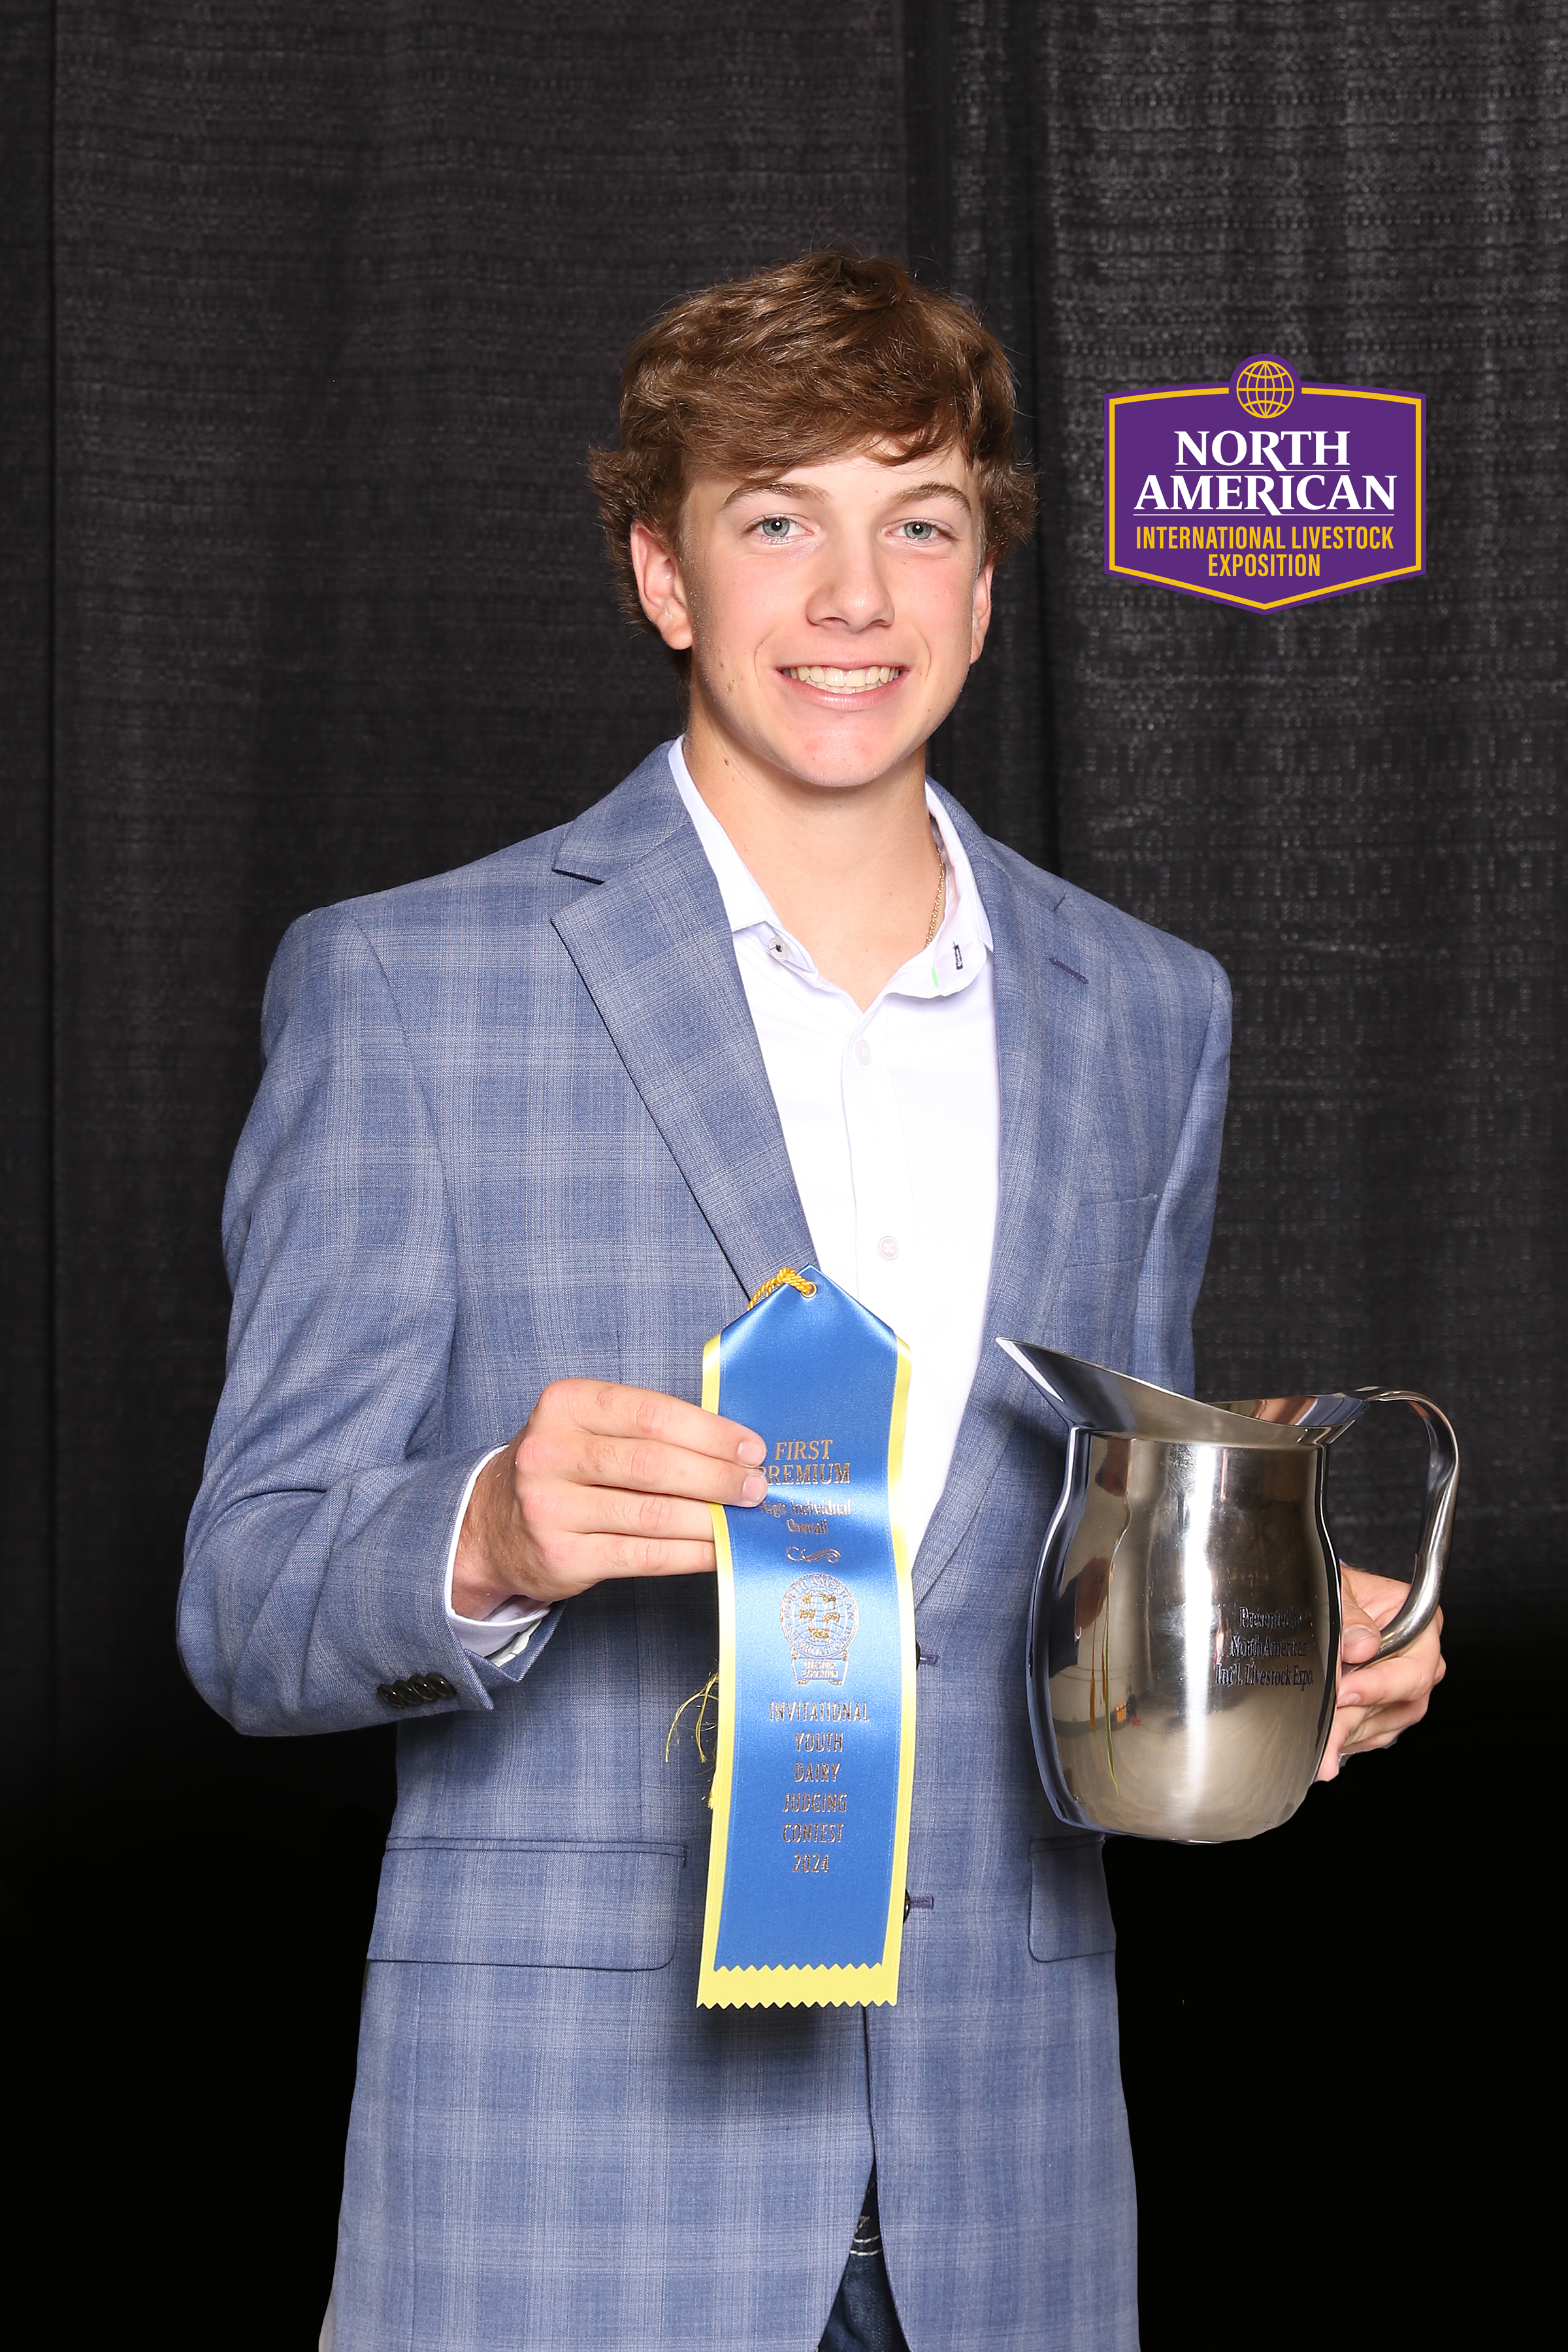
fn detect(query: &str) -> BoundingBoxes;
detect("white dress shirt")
[445,742,1002,1661]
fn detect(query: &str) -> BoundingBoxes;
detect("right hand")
[452,1379,767,1618]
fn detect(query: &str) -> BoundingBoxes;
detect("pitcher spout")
[996,1340,1369,1447]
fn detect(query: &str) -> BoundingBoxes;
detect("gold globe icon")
[1235,358,1294,418]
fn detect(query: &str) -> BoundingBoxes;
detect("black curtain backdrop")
[4,5,1561,2344]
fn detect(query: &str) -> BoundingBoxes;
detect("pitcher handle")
[1349,1390,1459,1657]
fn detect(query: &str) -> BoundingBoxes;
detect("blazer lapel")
[910,813,1107,1607]
[551,755,815,1303]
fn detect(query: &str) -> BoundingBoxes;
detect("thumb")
[1341,1583,1382,1665]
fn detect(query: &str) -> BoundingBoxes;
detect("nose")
[802,532,895,634]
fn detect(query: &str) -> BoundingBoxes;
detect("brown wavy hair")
[587,249,1036,668]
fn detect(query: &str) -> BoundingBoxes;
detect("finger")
[1318,1642,1445,1780]
[518,1424,768,1509]
[1345,1699,1429,1749]
[1340,1561,1414,1620]
[1337,1624,1445,1713]
[1336,1659,1429,1715]
[1335,1691,1435,1762]
[536,1486,722,1545]
[512,1524,719,1599]
[1339,1573,1384,1665]
[1335,1675,1443,1751]
[1341,1616,1382,1665]
[545,1379,765,1467]
[1318,1703,1403,1779]
[571,1533,719,1582]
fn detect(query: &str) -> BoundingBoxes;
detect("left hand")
[1317,1563,1445,1780]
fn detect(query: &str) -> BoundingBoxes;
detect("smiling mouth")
[781,664,902,693]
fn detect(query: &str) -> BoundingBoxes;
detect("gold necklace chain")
[923,843,947,947]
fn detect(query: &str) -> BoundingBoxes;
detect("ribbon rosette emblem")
[780,1573,859,1686]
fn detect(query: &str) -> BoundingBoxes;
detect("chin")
[770,725,924,792]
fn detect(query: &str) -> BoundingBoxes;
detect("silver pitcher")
[998,1344,1458,1843]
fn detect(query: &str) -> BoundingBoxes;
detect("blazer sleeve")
[1128,950,1232,1396]
[178,906,558,1735]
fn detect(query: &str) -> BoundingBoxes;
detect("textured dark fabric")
[923,2,1566,1625]
[4,4,1563,2345]
[44,0,903,1821]
[18,9,904,2337]
[0,0,56,1850]
[914,13,1565,2340]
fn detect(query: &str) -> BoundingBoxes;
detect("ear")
[969,557,996,665]
[630,521,695,651]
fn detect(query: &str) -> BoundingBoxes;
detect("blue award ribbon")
[697,1266,916,2008]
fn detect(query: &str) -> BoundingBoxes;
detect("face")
[630,442,994,795]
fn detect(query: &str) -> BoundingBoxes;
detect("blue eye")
[757,516,795,539]
[902,519,938,540]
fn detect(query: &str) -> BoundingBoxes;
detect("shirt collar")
[667,738,992,1003]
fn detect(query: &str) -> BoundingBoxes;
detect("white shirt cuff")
[443,1445,549,1664]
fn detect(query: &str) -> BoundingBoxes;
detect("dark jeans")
[818,2170,910,2352]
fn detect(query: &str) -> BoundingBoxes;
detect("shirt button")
[877,1234,899,1261]
[854,1039,872,1067]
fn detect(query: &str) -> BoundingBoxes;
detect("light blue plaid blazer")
[180,746,1230,2352]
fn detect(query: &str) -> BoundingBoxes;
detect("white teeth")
[785,665,898,691]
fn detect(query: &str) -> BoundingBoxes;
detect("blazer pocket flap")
[368,1838,687,1970]
[1029,1833,1115,1963]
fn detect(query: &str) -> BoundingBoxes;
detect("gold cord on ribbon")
[664,1670,719,1766]
[747,1266,818,1310]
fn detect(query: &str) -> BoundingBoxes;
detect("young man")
[181,250,1442,2352]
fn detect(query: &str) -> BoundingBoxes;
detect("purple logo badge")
[1105,356,1425,609]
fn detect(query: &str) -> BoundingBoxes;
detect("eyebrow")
[720,477,975,515]
[895,482,976,512]
[719,480,820,508]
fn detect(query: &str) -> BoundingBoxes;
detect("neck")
[680,699,943,1012]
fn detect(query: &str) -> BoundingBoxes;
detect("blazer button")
[376,1682,407,1708]
[411,1673,455,1703]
